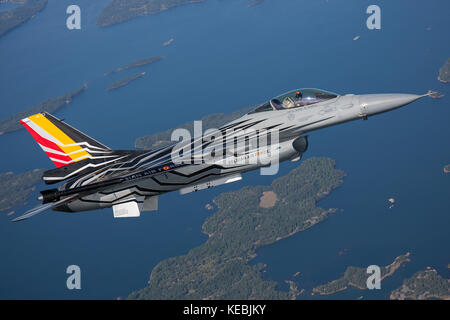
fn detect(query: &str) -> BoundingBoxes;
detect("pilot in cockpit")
[295,91,303,106]
[282,91,303,109]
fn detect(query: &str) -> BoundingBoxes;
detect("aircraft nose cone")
[360,93,423,116]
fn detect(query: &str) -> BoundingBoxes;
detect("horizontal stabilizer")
[12,203,55,222]
[12,194,79,222]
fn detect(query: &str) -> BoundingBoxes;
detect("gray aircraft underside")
[14,88,436,221]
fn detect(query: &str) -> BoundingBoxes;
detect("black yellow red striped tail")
[20,113,110,168]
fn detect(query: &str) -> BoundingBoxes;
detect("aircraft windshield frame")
[249,88,340,114]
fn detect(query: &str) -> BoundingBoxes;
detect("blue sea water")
[0,0,449,299]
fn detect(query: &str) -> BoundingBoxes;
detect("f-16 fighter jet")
[13,88,435,221]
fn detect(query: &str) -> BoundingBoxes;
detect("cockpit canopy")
[250,88,339,114]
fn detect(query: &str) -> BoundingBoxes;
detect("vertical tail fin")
[20,112,111,167]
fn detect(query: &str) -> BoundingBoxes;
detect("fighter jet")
[13,88,436,221]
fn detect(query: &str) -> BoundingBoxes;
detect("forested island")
[438,58,450,83]
[105,56,163,75]
[0,169,44,214]
[312,253,411,295]
[0,0,47,37]
[0,83,87,136]
[134,106,254,149]
[390,268,449,300]
[107,72,146,91]
[97,0,204,27]
[127,157,345,299]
